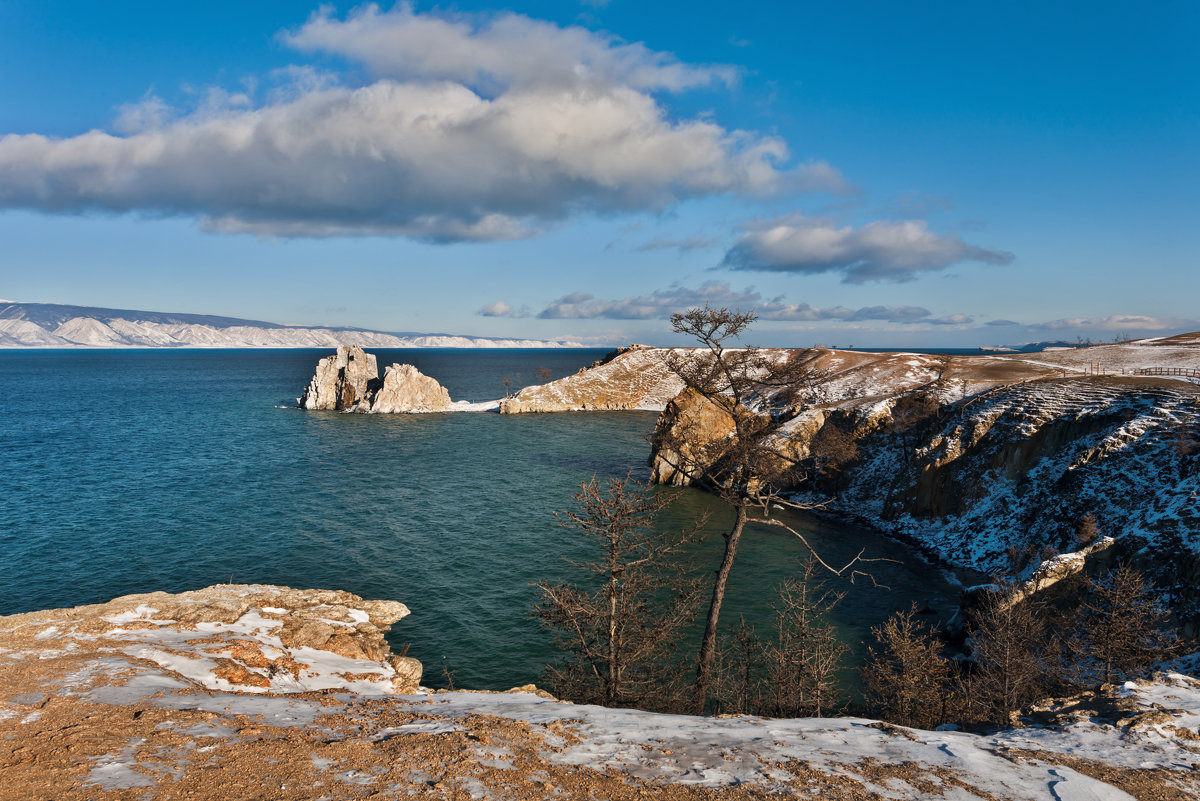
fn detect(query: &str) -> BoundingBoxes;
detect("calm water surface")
[0,349,963,689]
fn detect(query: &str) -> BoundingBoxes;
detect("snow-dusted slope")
[809,378,1200,577]
[0,302,583,348]
[999,334,1200,375]
[630,340,1200,599]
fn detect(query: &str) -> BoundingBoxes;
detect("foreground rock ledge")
[3,587,1200,799]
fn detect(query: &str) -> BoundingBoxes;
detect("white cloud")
[535,281,965,324]
[476,300,531,318]
[929,313,973,325]
[1032,314,1195,332]
[282,4,736,93]
[722,214,1013,283]
[478,301,513,317]
[0,6,844,241]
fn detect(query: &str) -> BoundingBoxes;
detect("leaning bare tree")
[532,475,705,712]
[653,305,882,713]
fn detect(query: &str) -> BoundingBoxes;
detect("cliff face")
[843,379,1200,572]
[648,388,737,486]
[298,346,454,413]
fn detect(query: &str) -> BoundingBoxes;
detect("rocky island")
[299,345,459,413]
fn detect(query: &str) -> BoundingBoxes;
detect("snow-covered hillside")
[813,379,1200,576]
[0,302,583,348]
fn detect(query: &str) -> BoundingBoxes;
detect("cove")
[0,348,966,690]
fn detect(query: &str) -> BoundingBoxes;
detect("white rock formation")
[299,348,458,413]
[369,363,453,413]
[299,344,379,410]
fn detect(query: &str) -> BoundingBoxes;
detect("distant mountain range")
[0,302,584,349]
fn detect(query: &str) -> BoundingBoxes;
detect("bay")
[0,348,963,690]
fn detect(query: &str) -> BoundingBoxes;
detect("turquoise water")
[0,349,962,689]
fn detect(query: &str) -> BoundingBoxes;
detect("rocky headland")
[643,339,1200,629]
[3,586,1198,799]
[499,344,687,413]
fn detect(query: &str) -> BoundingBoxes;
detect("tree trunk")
[692,504,748,714]
[608,576,618,705]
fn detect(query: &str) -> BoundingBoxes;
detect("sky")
[0,0,1196,347]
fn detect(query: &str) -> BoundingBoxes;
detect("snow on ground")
[2,585,1198,799]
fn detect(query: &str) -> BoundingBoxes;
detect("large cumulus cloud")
[0,5,844,241]
[722,215,1013,283]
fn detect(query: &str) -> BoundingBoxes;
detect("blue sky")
[0,0,1195,346]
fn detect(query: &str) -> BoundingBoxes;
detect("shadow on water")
[0,348,968,692]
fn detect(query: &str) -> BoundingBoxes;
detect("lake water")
[0,348,964,690]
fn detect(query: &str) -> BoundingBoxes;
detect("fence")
[1134,367,1200,378]
[951,364,1199,417]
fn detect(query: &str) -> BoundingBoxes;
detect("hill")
[0,302,583,349]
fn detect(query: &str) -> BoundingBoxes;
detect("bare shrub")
[760,563,848,718]
[1073,514,1101,548]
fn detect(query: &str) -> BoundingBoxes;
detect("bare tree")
[532,476,705,711]
[533,366,554,384]
[711,616,766,716]
[967,581,1051,724]
[860,604,958,729]
[654,305,884,713]
[809,419,859,493]
[761,562,847,718]
[1065,565,1182,687]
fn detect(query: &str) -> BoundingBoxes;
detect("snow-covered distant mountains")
[0,302,583,349]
